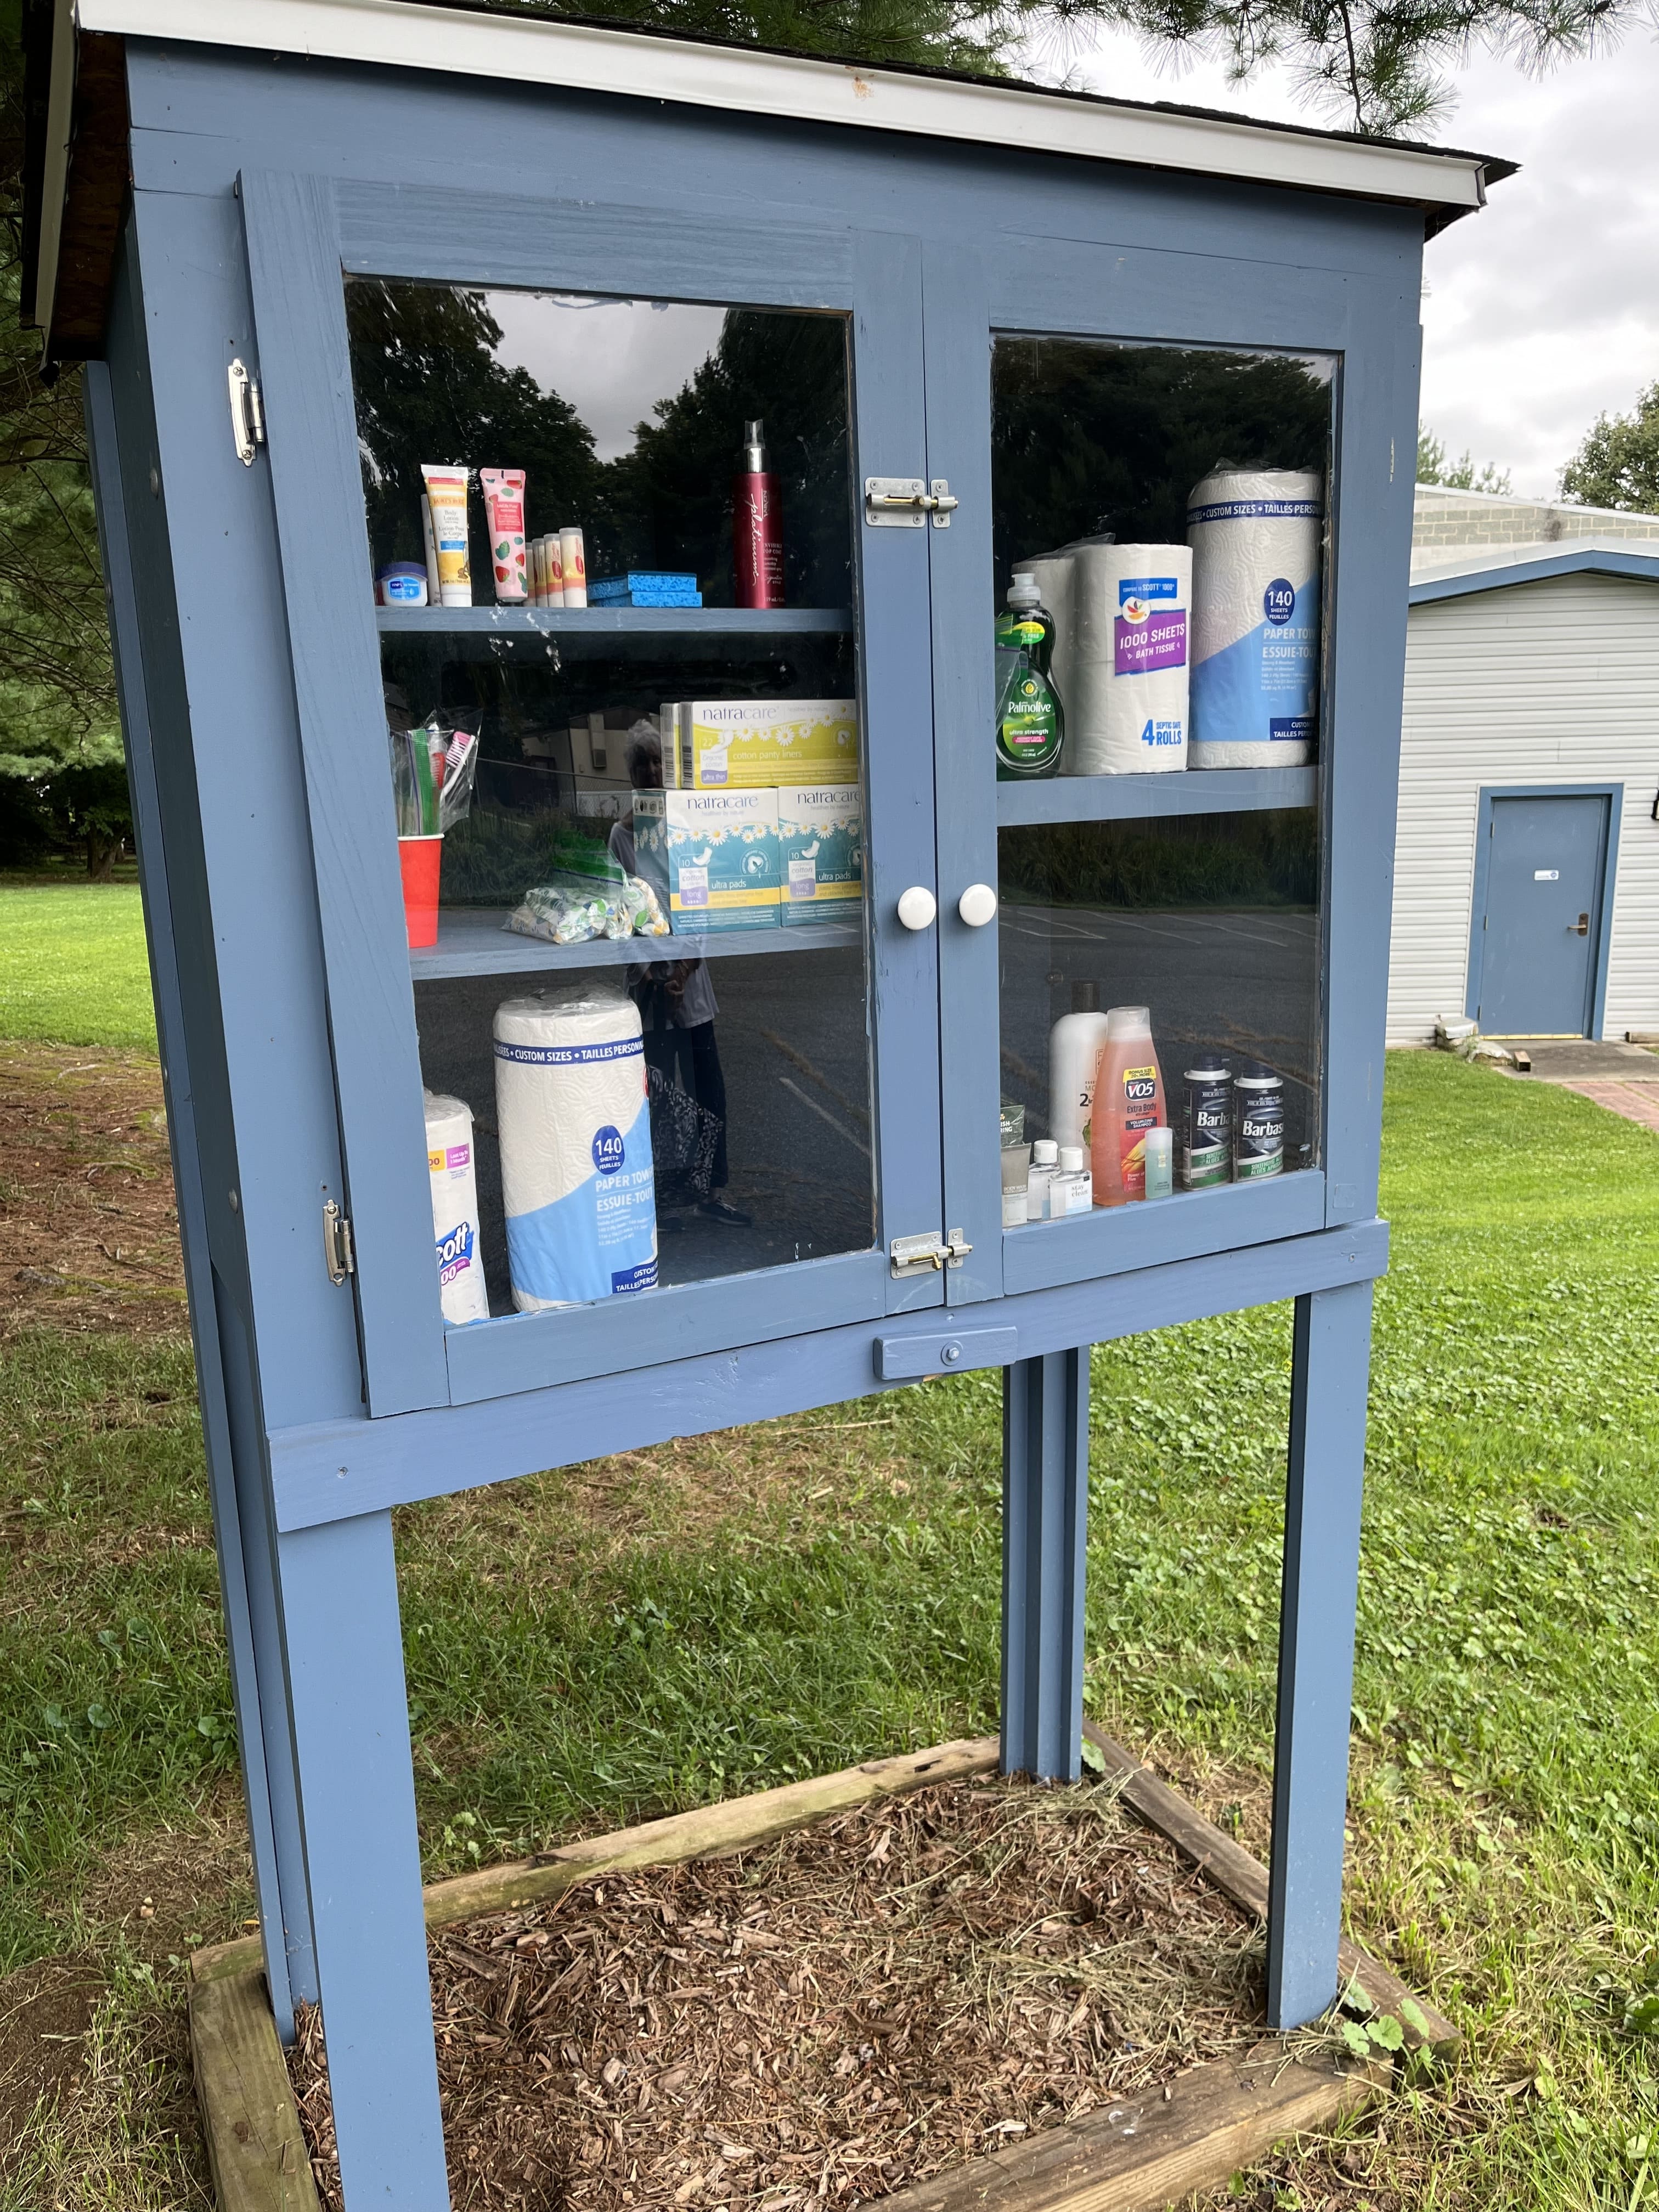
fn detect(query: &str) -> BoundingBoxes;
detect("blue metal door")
[1476,793,1609,1036]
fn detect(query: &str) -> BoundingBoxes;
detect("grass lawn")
[0,881,156,1049]
[3,1000,1659,2199]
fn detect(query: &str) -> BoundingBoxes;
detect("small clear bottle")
[1026,1137,1060,1217]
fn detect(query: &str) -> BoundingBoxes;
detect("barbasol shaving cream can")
[1181,1064,1233,1190]
[1233,1069,1285,1181]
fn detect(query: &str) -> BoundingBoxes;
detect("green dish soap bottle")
[995,570,1064,780]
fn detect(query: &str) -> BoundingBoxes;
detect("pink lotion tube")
[480,469,528,603]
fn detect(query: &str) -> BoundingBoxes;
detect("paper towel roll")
[494,988,658,1312]
[1186,470,1323,768]
[1060,543,1191,775]
[425,1091,491,1325]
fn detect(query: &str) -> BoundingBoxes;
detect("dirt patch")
[0,1042,185,1340]
[75,1786,259,1968]
[0,1954,104,2148]
[290,1776,1268,2211]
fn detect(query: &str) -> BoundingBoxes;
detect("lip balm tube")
[420,464,472,607]
[420,495,441,603]
[559,525,587,608]
[479,469,528,603]
[529,534,545,607]
[545,534,565,607]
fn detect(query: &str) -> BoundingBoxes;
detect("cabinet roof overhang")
[25,0,1513,360]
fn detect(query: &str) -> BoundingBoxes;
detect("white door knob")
[958,883,998,928]
[896,885,938,931]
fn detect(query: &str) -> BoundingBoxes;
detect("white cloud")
[1037,26,1659,498]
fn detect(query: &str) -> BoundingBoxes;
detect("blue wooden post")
[275,1511,450,2209]
[1001,1349,1091,1781]
[1267,1281,1374,2029]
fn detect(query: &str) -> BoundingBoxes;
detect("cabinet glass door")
[243,181,941,1412]
[924,249,1341,1304]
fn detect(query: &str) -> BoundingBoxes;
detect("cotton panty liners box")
[633,788,781,932]
[493,989,658,1312]
[777,785,863,921]
[424,1090,490,1324]
[663,700,859,790]
[1186,469,1322,768]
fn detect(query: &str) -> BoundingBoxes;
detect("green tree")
[1417,425,1512,494]
[1560,381,1659,514]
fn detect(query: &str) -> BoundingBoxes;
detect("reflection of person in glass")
[610,727,751,1228]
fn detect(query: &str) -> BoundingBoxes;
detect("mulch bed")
[0,1042,184,1338]
[289,1775,1271,2211]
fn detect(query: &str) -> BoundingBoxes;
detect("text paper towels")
[1186,469,1322,767]
[424,1090,490,1324]
[494,989,658,1311]
[1030,542,1190,775]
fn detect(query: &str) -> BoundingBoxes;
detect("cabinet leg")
[275,1511,451,2210]
[1001,1348,1091,1782]
[1267,1283,1374,2030]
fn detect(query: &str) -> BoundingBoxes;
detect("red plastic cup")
[398,834,442,949]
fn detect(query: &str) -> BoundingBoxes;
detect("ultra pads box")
[665,699,859,789]
[777,785,863,924]
[632,788,780,933]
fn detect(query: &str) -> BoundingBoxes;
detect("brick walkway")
[1555,1080,1659,1135]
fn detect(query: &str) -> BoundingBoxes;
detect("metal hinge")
[889,1227,972,1278]
[865,477,958,529]
[228,359,266,466]
[322,1199,356,1285]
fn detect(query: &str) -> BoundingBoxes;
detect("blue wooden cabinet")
[31,5,1502,2202]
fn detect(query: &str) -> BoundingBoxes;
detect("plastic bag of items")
[505,871,669,946]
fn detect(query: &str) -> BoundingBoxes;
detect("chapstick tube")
[420,464,472,607]
[560,526,588,608]
[480,469,528,603]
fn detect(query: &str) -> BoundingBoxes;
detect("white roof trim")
[75,0,1489,212]
[1412,534,1659,585]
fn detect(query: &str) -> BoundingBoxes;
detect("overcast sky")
[1035,28,1659,499]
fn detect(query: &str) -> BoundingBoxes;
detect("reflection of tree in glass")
[346,281,600,577]
[991,341,1332,583]
[601,311,853,606]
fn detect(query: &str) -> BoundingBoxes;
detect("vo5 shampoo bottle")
[1091,1006,1166,1205]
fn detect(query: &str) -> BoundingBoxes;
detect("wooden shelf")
[997,765,1318,826]
[410,909,864,982]
[377,605,854,661]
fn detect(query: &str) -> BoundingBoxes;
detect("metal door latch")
[1570,912,1590,936]
[864,477,958,528]
[889,1228,972,1277]
[323,1199,356,1284]
[228,359,265,466]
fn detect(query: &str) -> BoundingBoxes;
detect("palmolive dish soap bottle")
[995,571,1064,778]
[1091,1005,1166,1205]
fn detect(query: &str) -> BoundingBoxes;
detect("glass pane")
[989,336,1330,1218]
[346,282,872,1321]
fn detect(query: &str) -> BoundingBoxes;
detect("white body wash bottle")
[1049,980,1111,1156]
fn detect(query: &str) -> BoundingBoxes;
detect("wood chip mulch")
[0,1043,184,1339]
[289,1775,1267,2211]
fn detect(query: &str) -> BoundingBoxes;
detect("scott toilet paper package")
[1186,470,1323,767]
[424,1091,490,1325]
[493,989,658,1311]
[1058,543,1192,775]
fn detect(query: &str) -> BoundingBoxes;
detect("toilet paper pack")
[632,788,780,933]
[424,1091,490,1325]
[1063,543,1192,775]
[494,990,658,1311]
[1186,469,1323,768]
[777,785,862,923]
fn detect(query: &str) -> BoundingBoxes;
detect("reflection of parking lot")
[998,902,1321,1161]
[414,947,876,1315]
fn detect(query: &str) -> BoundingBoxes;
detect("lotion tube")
[480,468,528,603]
[420,464,472,607]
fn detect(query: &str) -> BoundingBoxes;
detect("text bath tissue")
[1187,469,1323,768]
[494,989,658,1311]
[424,1090,490,1325]
[1065,543,1192,775]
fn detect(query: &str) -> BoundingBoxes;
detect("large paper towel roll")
[1186,470,1323,768]
[1058,544,1192,775]
[494,988,658,1311]
[425,1091,490,1325]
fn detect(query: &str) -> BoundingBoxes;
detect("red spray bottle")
[733,417,784,608]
